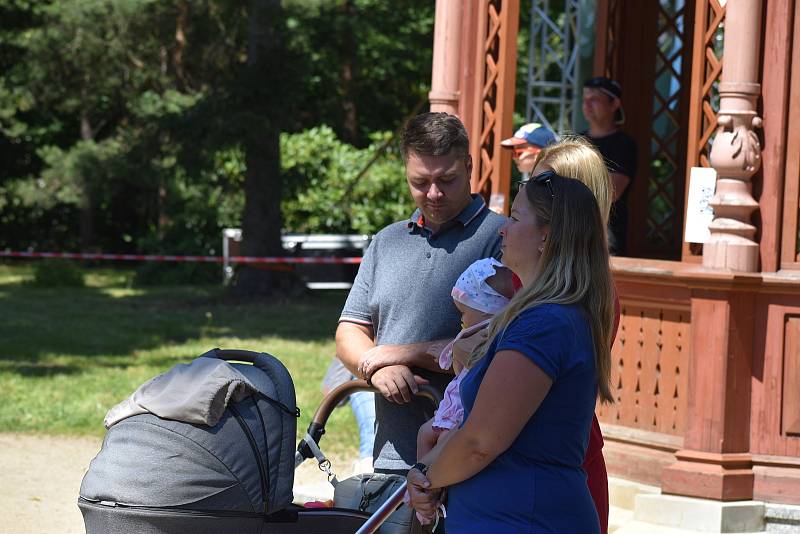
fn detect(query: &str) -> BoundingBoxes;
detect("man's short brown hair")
[400,112,470,162]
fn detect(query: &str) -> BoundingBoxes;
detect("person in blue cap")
[500,122,559,175]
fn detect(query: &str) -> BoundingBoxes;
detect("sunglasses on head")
[520,170,558,198]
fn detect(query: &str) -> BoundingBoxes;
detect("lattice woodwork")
[598,303,690,436]
[644,1,691,250]
[687,0,725,169]
[469,0,518,214]
[594,0,622,78]
[475,2,502,196]
[681,0,725,261]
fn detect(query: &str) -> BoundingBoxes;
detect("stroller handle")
[296,379,443,468]
[203,348,278,373]
[311,379,442,427]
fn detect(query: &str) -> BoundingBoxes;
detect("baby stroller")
[78,348,439,534]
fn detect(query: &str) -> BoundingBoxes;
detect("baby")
[416,257,515,459]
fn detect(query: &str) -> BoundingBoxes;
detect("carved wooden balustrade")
[603,257,800,503]
[599,259,692,485]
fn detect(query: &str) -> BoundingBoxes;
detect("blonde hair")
[468,143,616,404]
[532,137,612,227]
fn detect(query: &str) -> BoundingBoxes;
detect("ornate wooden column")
[702,0,763,271]
[429,0,464,115]
[660,0,766,502]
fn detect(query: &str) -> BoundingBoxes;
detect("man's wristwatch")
[411,462,429,475]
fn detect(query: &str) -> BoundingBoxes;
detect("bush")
[32,259,85,287]
[281,126,413,235]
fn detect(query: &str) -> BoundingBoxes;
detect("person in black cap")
[582,76,638,256]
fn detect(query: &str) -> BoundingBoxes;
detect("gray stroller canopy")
[79,349,300,533]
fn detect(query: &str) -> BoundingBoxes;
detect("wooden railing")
[599,300,690,437]
[602,258,800,503]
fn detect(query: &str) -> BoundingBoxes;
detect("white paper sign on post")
[684,167,717,244]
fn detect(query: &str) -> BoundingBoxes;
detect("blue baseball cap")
[501,122,558,149]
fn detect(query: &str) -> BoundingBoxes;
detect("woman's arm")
[425,349,553,489]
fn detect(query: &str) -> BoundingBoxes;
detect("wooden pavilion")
[428,0,800,528]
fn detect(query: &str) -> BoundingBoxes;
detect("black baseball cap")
[584,77,625,124]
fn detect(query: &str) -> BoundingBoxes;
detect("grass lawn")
[0,263,360,458]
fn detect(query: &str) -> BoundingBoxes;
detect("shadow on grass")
[0,280,348,373]
[3,363,82,376]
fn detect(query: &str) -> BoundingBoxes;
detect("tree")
[232,0,303,296]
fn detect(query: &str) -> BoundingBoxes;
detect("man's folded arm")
[337,319,452,378]
[335,319,376,377]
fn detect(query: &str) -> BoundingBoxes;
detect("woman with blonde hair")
[407,140,615,532]
[528,136,617,534]
[530,136,613,228]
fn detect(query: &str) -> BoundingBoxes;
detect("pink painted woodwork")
[782,317,800,436]
[435,0,800,507]
[758,0,794,272]
[682,0,726,263]
[750,284,800,504]
[598,300,690,437]
[703,0,763,271]
[429,0,463,115]
[780,0,800,269]
[465,0,519,214]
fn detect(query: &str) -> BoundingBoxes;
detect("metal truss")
[525,0,583,134]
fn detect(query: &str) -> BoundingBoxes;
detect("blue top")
[339,195,505,471]
[446,303,600,533]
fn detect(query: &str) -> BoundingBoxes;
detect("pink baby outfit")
[433,258,511,431]
[407,258,512,525]
[432,319,492,430]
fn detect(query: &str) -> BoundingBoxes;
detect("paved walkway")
[1,433,100,534]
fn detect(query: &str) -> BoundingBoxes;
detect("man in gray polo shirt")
[336,112,505,473]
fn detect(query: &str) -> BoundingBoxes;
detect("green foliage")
[34,139,124,208]
[32,259,85,287]
[133,147,246,284]
[0,0,432,268]
[283,0,434,144]
[281,126,413,234]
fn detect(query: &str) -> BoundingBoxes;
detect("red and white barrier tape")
[0,250,362,265]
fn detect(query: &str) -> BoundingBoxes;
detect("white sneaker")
[351,456,374,475]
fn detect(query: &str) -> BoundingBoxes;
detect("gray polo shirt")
[339,195,505,471]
